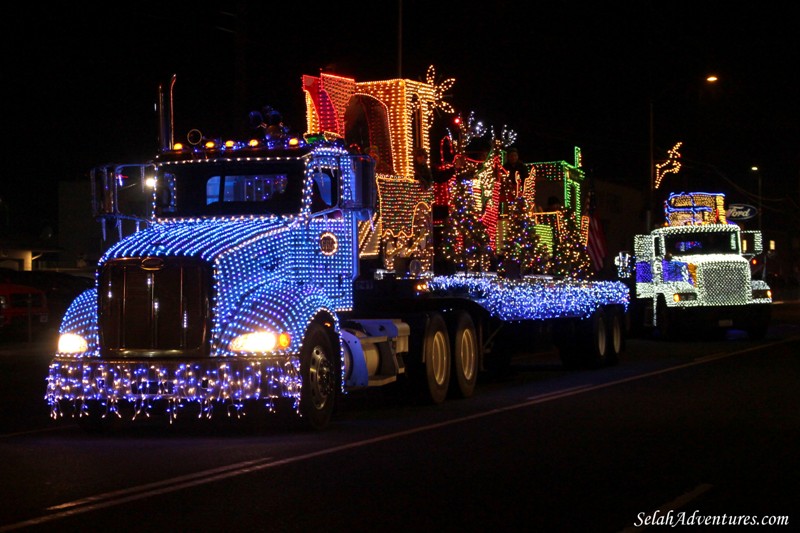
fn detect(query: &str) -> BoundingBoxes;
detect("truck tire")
[421,312,451,404]
[448,311,478,398]
[606,307,624,365]
[556,309,609,369]
[584,308,609,368]
[299,323,338,430]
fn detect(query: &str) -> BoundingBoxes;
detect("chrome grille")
[98,257,211,357]
[699,262,749,306]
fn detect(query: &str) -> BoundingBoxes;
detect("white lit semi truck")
[628,192,771,340]
[46,73,629,429]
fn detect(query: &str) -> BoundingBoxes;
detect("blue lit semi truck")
[46,73,629,429]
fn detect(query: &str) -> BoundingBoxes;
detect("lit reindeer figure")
[654,141,683,189]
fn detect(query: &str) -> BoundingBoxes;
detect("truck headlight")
[752,289,772,300]
[673,292,697,302]
[58,333,89,354]
[229,331,291,353]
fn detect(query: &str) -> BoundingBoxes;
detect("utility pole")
[758,171,763,235]
[647,97,654,231]
[752,166,766,279]
[397,0,403,78]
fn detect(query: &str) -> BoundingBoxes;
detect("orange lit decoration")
[302,67,457,272]
[302,68,593,277]
[664,191,727,226]
[654,141,683,190]
[422,65,456,122]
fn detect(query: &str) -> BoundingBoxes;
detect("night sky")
[6,1,798,240]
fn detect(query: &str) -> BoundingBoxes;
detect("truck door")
[308,162,354,310]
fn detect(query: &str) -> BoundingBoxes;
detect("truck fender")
[341,329,369,388]
[218,281,340,356]
[57,288,99,353]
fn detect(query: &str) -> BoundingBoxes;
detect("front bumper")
[668,302,771,329]
[46,355,301,421]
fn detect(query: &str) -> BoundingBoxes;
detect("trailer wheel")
[421,313,451,404]
[299,323,338,430]
[448,311,478,398]
[606,307,624,365]
[584,308,609,368]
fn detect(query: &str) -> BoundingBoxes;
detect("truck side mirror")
[741,230,763,255]
[615,252,632,279]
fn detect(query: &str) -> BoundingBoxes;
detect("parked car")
[0,269,93,325]
[0,281,49,336]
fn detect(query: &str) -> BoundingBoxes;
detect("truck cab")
[49,136,379,428]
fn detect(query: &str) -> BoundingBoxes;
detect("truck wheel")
[299,323,338,430]
[606,307,624,365]
[448,311,478,398]
[584,308,609,368]
[421,312,451,404]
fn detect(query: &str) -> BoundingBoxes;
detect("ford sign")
[727,203,757,221]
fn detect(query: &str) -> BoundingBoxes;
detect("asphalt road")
[1,303,798,532]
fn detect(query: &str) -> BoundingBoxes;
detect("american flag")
[586,190,607,272]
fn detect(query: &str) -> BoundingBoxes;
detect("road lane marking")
[47,457,277,511]
[1,336,796,531]
[526,384,593,400]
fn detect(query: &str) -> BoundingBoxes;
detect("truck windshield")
[664,230,739,255]
[156,161,305,218]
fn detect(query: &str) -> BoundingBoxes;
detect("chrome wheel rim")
[309,345,333,410]
[431,330,448,385]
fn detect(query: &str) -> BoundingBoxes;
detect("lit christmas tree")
[549,210,593,279]
[442,164,492,272]
[439,112,493,272]
[498,197,549,277]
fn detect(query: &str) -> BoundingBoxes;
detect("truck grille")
[699,262,749,306]
[98,257,212,357]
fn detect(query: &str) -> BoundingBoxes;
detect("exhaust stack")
[158,74,177,151]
